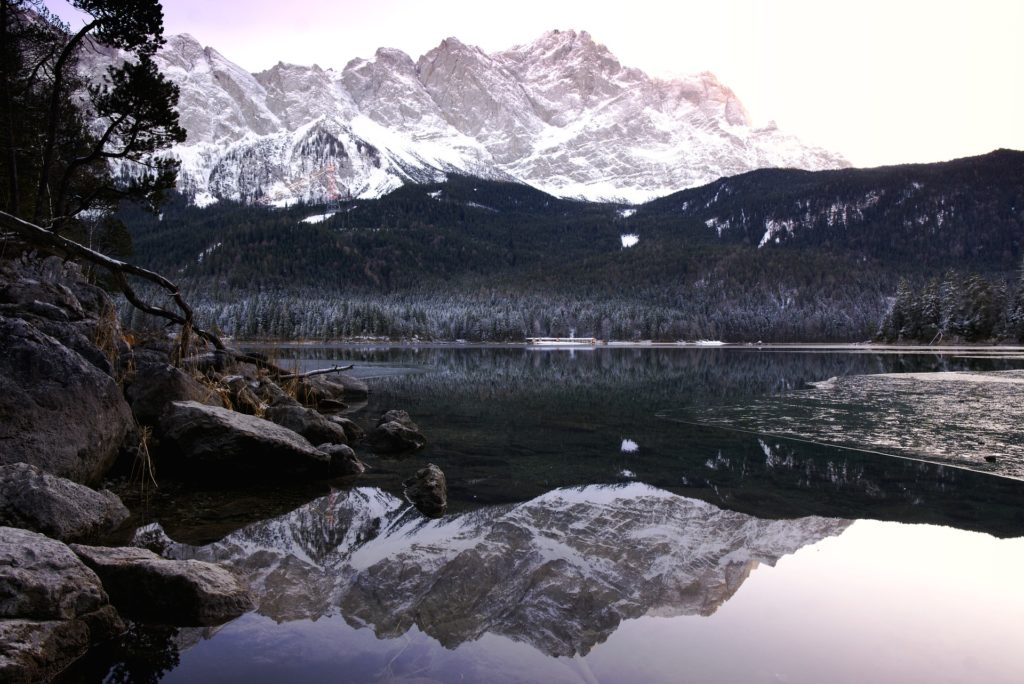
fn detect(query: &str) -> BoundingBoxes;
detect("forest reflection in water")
[65,346,1024,683]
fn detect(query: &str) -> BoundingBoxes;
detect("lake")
[64,346,1024,683]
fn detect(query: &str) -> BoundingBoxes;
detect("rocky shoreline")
[0,254,444,682]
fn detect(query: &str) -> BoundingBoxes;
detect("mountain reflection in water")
[171,484,850,656]
[65,347,1024,683]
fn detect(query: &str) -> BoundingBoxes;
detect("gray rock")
[129,522,180,556]
[327,415,365,442]
[125,361,222,426]
[368,409,426,454]
[253,378,300,408]
[378,409,417,429]
[317,443,366,477]
[158,401,330,480]
[0,278,85,322]
[299,373,369,404]
[0,618,89,684]
[0,463,129,543]
[0,527,122,682]
[403,464,448,518]
[0,527,109,621]
[265,404,348,445]
[71,544,253,626]
[0,317,133,485]
[220,374,264,415]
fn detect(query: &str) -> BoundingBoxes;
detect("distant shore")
[238,339,1024,354]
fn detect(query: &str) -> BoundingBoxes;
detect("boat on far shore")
[526,336,601,347]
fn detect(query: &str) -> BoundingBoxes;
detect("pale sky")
[46,0,1024,168]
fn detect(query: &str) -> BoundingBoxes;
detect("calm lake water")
[66,346,1024,683]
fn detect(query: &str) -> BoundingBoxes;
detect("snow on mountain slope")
[142,30,849,206]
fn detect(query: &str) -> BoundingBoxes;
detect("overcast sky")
[46,0,1024,168]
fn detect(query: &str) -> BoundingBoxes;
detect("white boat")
[526,336,601,346]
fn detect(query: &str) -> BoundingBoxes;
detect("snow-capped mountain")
[134,29,848,206]
[170,484,850,656]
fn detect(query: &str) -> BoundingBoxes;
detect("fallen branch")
[277,364,355,381]
[0,209,225,353]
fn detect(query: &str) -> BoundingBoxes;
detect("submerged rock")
[317,443,366,477]
[403,464,448,518]
[368,409,426,454]
[0,527,123,682]
[0,463,128,543]
[71,544,253,626]
[158,401,331,480]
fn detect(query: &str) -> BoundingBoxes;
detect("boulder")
[298,373,369,405]
[368,409,426,454]
[70,544,253,626]
[221,375,264,415]
[403,464,448,518]
[124,361,222,426]
[0,527,123,683]
[264,404,348,445]
[317,444,366,477]
[0,463,129,543]
[0,317,133,485]
[253,378,300,408]
[327,415,365,442]
[157,401,330,480]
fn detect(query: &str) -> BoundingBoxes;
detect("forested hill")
[629,149,1024,270]
[120,150,1024,342]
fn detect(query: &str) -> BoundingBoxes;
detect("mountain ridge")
[86,28,849,206]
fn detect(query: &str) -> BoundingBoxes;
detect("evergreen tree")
[0,0,183,233]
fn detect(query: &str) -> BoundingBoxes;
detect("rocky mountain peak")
[128,29,849,205]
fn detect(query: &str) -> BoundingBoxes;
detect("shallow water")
[66,346,1024,683]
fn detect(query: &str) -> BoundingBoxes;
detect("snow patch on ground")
[197,242,222,263]
[620,233,639,248]
[193,192,219,208]
[618,208,637,218]
[301,213,332,224]
[620,439,639,453]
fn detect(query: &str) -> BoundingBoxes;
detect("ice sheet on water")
[688,370,1024,480]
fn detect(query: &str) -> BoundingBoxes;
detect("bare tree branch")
[0,208,225,352]
[277,364,355,381]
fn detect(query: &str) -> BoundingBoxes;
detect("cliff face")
[82,30,847,206]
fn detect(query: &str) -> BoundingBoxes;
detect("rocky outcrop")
[0,464,128,543]
[0,310,132,486]
[368,409,426,454]
[403,464,447,518]
[157,401,330,480]
[71,544,253,626]
[0,527,123,683]
[264,403,348,445]
[124,361,222,426]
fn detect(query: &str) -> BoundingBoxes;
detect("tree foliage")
[0,0,183,241]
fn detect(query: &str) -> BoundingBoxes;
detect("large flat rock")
[158,401,331,480]
[71,544,253,626]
